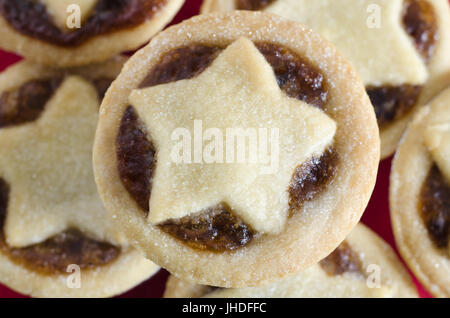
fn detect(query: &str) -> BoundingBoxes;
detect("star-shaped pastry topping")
[264,0,427,85]
[0,76,121,248]
[41,0,97,30]
[128,37,337,234]
[424,89,450,182]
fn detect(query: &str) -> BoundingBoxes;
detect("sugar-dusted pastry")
[0,0,185,67]
[164,224,418,298]
[390,86,450,298]
[0,58,159,298]
[202,0,450,159]
[93,12,379,288]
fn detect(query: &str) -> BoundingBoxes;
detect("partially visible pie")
[164,224,418,298]
[0,58,159,298]
[93,12,380,288]
[390,86,450,298]
[201,0,450,159]
[0,0,185,67]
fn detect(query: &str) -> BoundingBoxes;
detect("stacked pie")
[93,11,379,288]
[201,0,450,159]
[0,0,185,66]
[390,87,450,297]
[0,59,159,297]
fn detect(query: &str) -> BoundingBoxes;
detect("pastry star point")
[41,0,97,30]
[265,0,427,85]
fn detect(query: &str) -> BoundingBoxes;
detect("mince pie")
[390,86,450,297]
[201,0,450,159]
[0,58,159,298]
[93,12,380,288]
[164,224,418,298]
[0,0,185,67]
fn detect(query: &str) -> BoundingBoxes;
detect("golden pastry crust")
[201,0,450,160]
[0,59,159,298]
[164,224,418,298]
[0,245,157,298]
[0,0,184,67]
[165,277,214,298]
[390,87,450,298]
[93,12,379,288]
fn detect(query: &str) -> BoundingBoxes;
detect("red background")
[0,0,434,298]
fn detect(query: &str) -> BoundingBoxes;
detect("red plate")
[0,0,434,298]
